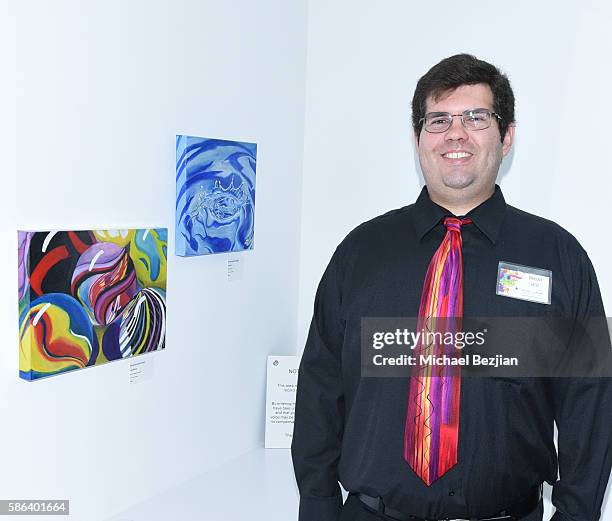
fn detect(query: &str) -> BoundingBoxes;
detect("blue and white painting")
[175,136,257,256]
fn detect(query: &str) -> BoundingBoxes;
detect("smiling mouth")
[442,151,473,163]
[443,151,472,158]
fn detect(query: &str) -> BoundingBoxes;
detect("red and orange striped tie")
[404,216,471,486]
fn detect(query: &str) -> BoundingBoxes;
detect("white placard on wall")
[265,355,298,449]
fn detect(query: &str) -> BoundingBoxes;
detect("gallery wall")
[3,0,611,520]
[0,1,307,520]
[296,1,612,519]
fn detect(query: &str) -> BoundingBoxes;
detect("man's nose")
[445,115,469,141]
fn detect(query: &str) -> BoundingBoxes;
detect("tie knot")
[443,216,472,233]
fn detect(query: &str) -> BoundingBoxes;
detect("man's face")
[414,83,514,199]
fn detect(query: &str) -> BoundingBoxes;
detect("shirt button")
[448,491,455,496]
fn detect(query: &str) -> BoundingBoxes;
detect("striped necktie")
[404,216,472,486]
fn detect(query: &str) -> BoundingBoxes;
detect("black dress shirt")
[291,185,612,521]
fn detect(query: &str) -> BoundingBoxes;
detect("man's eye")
[466,113,487,122]
[431,118,448,125]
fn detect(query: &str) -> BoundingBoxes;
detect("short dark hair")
[412,54,515,143]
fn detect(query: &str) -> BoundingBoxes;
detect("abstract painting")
[18,228,167,381]
[175,135,256,256]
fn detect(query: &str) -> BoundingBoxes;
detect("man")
[291,54,612,521]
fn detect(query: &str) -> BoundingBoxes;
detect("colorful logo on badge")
[497,267,523,295]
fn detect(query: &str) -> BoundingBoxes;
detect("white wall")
[1,1,307,520]
[297,0,611,518]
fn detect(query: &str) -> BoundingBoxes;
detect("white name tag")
[496,261,552,305]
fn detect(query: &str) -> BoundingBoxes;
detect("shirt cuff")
[298,495,343,521]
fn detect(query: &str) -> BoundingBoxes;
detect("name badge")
[496,261,552,305]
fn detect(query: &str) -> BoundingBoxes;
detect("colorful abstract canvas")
[175,136,256,256]
[18,229,167,381]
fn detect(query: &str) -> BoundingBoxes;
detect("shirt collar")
[413,184,507,244]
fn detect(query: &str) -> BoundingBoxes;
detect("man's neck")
[427,185,495,216]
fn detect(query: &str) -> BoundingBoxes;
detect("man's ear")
[413,130,420,151]
[502,124,515,156]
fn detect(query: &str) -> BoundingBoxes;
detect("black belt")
[355,486,542,521]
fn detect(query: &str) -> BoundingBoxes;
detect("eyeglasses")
[419,108,502,133]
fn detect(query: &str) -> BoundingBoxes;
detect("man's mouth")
[442,151,472,159]
[442,151,473,162]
